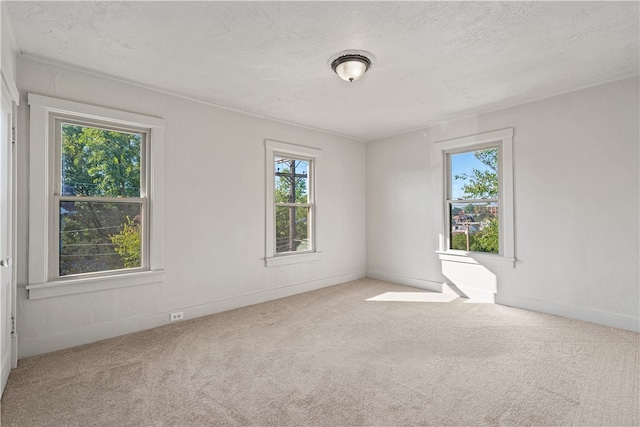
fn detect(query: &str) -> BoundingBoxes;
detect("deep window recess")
[26,94,165,299]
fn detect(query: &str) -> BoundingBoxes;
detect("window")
[448,147,499,254]
[27,94,165,299]
[265,140,321,266]
[56,120,147,277]
[436,128,514,268]
[275,156,311,254]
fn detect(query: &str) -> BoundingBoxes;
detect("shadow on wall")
[440,258,497,303]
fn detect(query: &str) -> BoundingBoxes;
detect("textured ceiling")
[4,1,639,141]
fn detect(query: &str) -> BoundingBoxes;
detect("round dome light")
[329,51,373,82]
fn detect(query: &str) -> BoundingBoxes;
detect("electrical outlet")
[170,312,184,322]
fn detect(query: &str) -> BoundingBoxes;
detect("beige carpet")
[1,278,638,426]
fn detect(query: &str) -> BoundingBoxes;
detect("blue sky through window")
[275,157,309,201]
[450,150,493,200]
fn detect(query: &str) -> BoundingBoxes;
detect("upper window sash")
[53,116,149,199]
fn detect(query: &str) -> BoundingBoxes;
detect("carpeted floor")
[1,278,638,426]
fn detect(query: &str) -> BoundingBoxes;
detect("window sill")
[26,270,165,300]
[265,252,322,267]
[436,251,515,269]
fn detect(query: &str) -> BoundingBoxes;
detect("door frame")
[1,67,19,395]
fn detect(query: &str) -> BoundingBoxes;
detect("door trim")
[1,66,19,397]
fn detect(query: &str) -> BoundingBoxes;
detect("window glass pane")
[450,202,499,253]
[450,148,498,200]
[274,157,309,203]
[61,123,141,197]
[275,206,310,253]
[59,201,142,276]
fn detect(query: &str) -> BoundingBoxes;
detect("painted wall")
[12,55,639,358]
[0,4,16,84]
[367,77,639,331]
[16,57,366,357]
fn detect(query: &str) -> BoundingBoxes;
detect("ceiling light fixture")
[329,50,373,82]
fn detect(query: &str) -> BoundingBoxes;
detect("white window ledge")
[436,251,515,269]
[265,252,322,267]
[26,270,165,300]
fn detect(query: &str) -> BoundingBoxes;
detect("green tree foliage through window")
[62,124,141,197]
[450,148,499,254]
[59,124,143,275]
[274,157,310,253]
[454,148,498,199]
[110,216,142,269]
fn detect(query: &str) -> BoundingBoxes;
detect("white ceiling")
[4,1,639,142]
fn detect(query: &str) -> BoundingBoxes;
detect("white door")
[0,91,15,395]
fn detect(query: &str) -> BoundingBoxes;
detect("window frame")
[274,156,313,256]
[26,94,165,299]
[435,128,515,268]
[53,116,149,279]
[446,144,500,253]
[265,139,322,267]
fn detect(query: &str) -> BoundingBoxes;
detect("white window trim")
[26,94,165,299]
[434,128,515,268]
[265,139,322,267]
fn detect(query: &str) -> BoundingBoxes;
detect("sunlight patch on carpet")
[366,292,458,303]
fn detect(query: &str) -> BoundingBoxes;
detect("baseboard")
[366,270,443,292]
[18,271,366,359]
[496,293,640,333]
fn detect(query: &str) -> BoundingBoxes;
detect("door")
[0,90,15,395]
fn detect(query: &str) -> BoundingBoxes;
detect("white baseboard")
[496,293,640,333]
[366,270,443,292]
[18,271,366,359]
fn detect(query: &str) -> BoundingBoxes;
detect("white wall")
[12,55,639,358]
[16,57,366,357]
[367,77,640,332]
[1,4,17,86]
